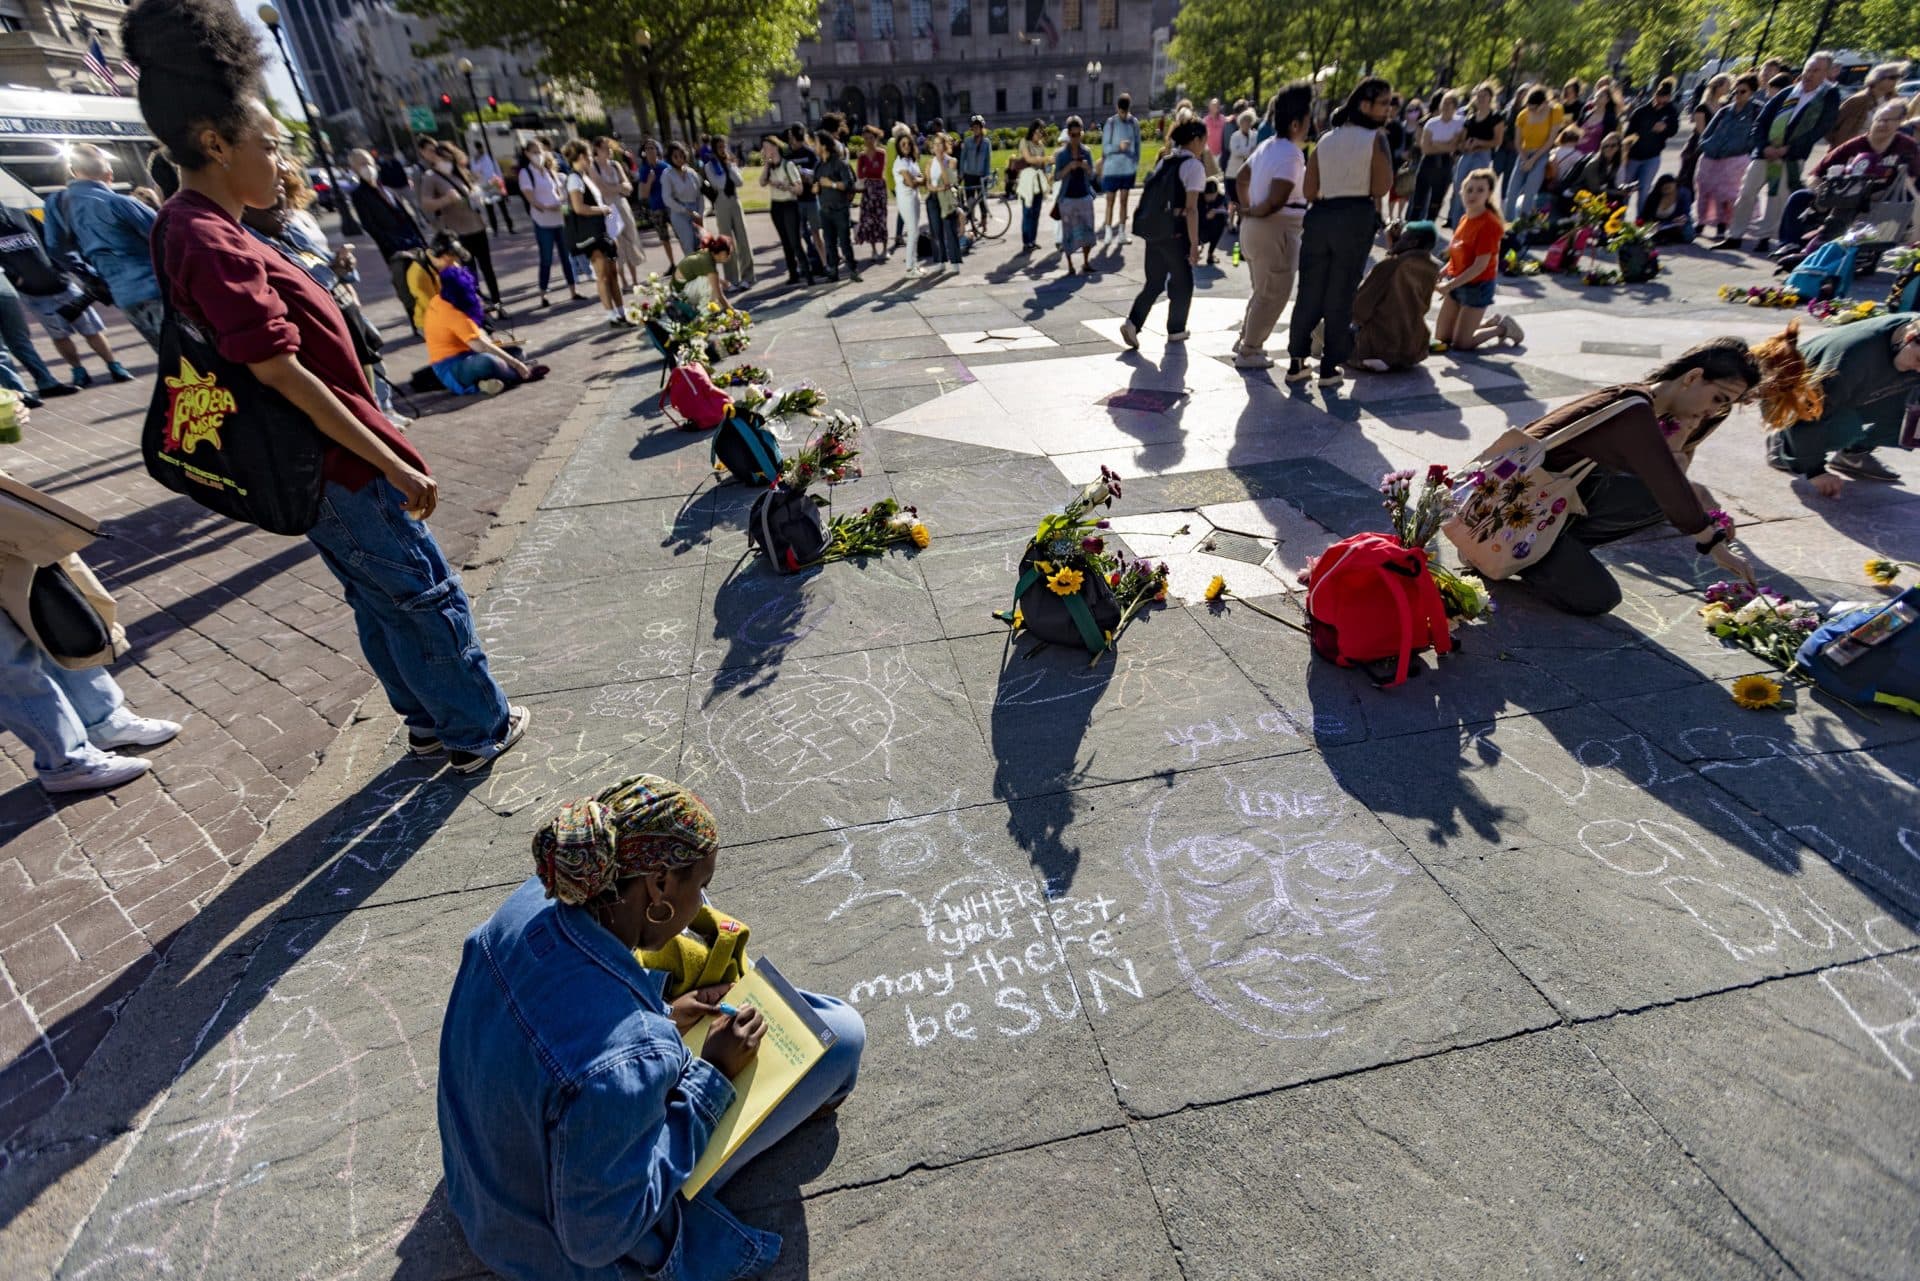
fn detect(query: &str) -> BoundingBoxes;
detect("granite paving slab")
[889,456,1080,537]
[679,641,997,844]
[56,892,492,1281]
[911,526,1033,640]
[494,496,716,587]
[542,415,730,509]
[475,563,706,696]
[695,546,943,674]
[1134,1028,1789,1280]
[753,1130,1182,1281]
[707,808,1126,1195]
[1582,961,1920,1281]
[1007,761,1553,1116]
[467,676,690,820]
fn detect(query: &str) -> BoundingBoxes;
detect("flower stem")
[1223,592,1311,635]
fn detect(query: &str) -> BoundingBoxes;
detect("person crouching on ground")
[438,774,865,1281]
[1432,169,1522,353]
[1349,220,1440,371]
[673,234,737,309]
[1767,312,1920,496]
[1511,338,1766,616]
[425,245,545,396]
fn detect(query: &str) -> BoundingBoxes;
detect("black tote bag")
[141,304,328,536]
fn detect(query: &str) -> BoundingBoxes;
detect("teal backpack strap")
[1061,591,1109,655]
[995,567,1041,624]
[744,420,781,484]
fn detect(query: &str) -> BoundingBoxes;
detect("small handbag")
[1441,394,1640,580]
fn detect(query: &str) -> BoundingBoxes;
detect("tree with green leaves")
[401,0,818,143]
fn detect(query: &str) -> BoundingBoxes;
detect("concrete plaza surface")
[3,213,1919,1279]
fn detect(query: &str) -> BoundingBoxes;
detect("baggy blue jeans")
[531,223,579,295]
[0,607,123,774]
[305,478,510,754]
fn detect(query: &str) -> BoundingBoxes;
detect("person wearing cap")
[438,774,865,1281]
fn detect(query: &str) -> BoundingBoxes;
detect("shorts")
[575,234,619,261]
[799,201,822,233]
[1452,277,1497,309]
[24,288,104,339]
[644,207,673,240]
[1100,172,1136,194]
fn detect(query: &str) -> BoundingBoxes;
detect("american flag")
[83,38,121,93]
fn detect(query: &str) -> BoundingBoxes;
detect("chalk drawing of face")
[806,797,1028,942]
[1125,774,1413,1040]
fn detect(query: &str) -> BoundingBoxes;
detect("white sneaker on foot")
[1119,320,1139,349]
[41,753,152,794]
[1233,350,1275,369]
[91,711,181,751]
[478,378,506,396]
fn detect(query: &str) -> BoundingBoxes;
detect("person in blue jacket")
[44,144,165,349]
[438,774,865,1281]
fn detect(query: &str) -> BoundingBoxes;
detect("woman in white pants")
[661,142,706,255]
[893,134,926,277]
[703,139,755,288]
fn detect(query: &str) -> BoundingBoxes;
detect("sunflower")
[1865,557,1901,586]
[1730,674,1783,710]
[910,523,931,549]
[1204,575,1227,602]
[1046,566,1085,596]
[1604,209,1626,236]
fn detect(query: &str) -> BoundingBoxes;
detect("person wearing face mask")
[515,140,583,308]
[438,774,864,1281]
[417,139,503,309]
[125,0,530,774]
[348,147,428,316]
[1509,339,1766,616]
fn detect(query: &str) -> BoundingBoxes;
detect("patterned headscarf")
[531,774,719,906]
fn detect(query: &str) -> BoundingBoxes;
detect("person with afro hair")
[122,0,528,772]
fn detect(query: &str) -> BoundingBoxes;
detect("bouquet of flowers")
[1718,283,1804,309]
[625,274,676,327]
[1381,467,1494,622]
[995,467,1167,658]
[697,305,754,358]
[1810,298,1886,325]
[780,410,863,493]
[763,383,828,420]
[1501,248,1543,277]
[1604,211,1660,282]
[711,364,769,388]
[1699,580,1821,670]
[0,386,29,444]
[820,497,929,562]
[1570,190,1614,231]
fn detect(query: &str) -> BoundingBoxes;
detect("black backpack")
[710,410,784,486]
[1007,542,1121,652]
[1130,154,1189,241]
[748,485,828,573]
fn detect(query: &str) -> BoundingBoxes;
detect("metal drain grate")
[1204,530,1273,565]
[1580,341,1662,358]
[1101,388,1187,413]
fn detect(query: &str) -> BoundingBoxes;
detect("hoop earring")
[645,901,674,924]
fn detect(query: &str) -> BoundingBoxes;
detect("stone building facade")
[0,0,139,94]
[769,0,1177,133]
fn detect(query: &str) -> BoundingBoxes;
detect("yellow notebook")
[679,958,834,1199]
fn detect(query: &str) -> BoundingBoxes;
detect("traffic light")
[487,95,497,108]
[439,93,452,107]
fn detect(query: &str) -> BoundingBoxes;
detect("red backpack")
[1303,532,1454,688]
[661,363,733,432]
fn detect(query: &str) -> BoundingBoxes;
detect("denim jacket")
[438,877,781,1281]
[1700,100,1763,160]
[43,180,159,307]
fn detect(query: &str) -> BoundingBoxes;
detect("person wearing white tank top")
[1286,78,1394,388]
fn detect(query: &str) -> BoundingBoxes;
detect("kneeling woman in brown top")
[1514,337,1769,615]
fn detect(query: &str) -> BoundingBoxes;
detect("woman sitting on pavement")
[1511,338,1769,616]
[1561,131,1627,206]
[672,234,735,309]
[1638,174,1696,244]
[1348,220,1440,371]
[1766,312,1920,496]
[425,255,545,396]
[439,773,864,1281]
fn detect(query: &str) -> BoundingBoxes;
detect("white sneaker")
[1119,320,1140,349]
[1120,228,1131,245]
[477,378,506,396]
[91,711,181,751]
[1358,358,1390,372]
[41,754,152,794]
[1233,350,1275,369]
[1166,330,1191,342]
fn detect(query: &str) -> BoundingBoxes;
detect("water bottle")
[1231,241,1242,266]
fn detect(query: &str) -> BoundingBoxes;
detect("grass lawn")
[735,140,1166,213]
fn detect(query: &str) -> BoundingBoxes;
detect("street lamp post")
[457,56,496,168]
[257,3,360,232]
[798,73,812,124]
[1718,18,1741,70]
[1086,58,1102,106]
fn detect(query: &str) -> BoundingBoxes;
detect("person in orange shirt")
[1433,169,1522,353]
[424,257,543,395]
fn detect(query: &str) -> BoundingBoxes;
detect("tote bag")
[141,303,327,536]
[1441,395,1640,580]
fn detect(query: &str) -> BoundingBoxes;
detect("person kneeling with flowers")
[439,774,864,1280]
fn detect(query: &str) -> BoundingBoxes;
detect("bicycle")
[960,172,1012,241]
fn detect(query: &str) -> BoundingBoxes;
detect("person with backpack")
[43,143,166,350]
[349,147,439,316]
[1286,77,1395,388]
[125,0,529,774]
[418,139,503,308]
[1509,339,1763,616]
[1766,313,1920,496]
[0,203,133,389]
[1118,120,1209,350]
